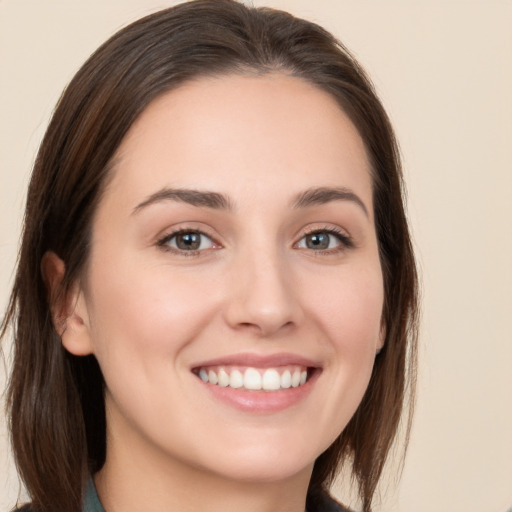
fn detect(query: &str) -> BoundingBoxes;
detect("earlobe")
[41,251,94,356]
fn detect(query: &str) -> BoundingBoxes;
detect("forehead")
[103,73,373,213]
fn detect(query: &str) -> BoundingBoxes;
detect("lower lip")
[197,371,320,413]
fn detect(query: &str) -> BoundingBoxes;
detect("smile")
[191,353,321,412]
[196,365,309,392]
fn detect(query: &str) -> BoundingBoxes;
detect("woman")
[1,1,419,511]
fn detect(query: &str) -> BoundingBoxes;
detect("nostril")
[234,319,296,337]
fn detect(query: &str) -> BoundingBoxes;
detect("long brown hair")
[1,1,419,511]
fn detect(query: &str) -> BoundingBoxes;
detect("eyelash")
[157,228,219,256]
[156,226,354,256]
[296,226,354,254]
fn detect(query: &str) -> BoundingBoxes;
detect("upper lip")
[191,352,322,370]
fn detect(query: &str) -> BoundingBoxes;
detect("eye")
[158,230,217,253]
[296,229,353,252]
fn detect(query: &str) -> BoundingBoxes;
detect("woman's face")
[70,74,384,483]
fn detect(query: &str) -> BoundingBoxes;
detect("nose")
[223,246,303,337]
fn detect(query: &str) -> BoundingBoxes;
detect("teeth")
[218,368,230,387]
[230,369,244,388]
[197,366,310,392]
[281,370,291,389]
[291,371,301,388]
[262,369,280,390]
[244,368,262,390]
[208,370,218,385]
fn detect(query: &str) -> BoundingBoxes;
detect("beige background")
[1,1,511,511]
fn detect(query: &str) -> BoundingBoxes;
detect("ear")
[41,251,94,356]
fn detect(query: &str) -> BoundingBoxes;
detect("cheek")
[309,264,383,396]
[82,257,221,434]
[84,256,216,366]
[311,265,384,352]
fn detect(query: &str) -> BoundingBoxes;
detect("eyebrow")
[132,187,233,214]
[291,187,369,217]
[132,185,368,217]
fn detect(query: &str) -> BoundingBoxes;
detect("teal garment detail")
[83,479,106,512]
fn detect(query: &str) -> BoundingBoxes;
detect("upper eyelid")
[297,224,352,240]
[156,224,219,242]
[157,229,218,247]
[301,225,347,235]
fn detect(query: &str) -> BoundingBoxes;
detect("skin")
[45,73,384,512]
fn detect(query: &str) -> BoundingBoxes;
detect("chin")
[209,455,314,484]
[186,434,324,484]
